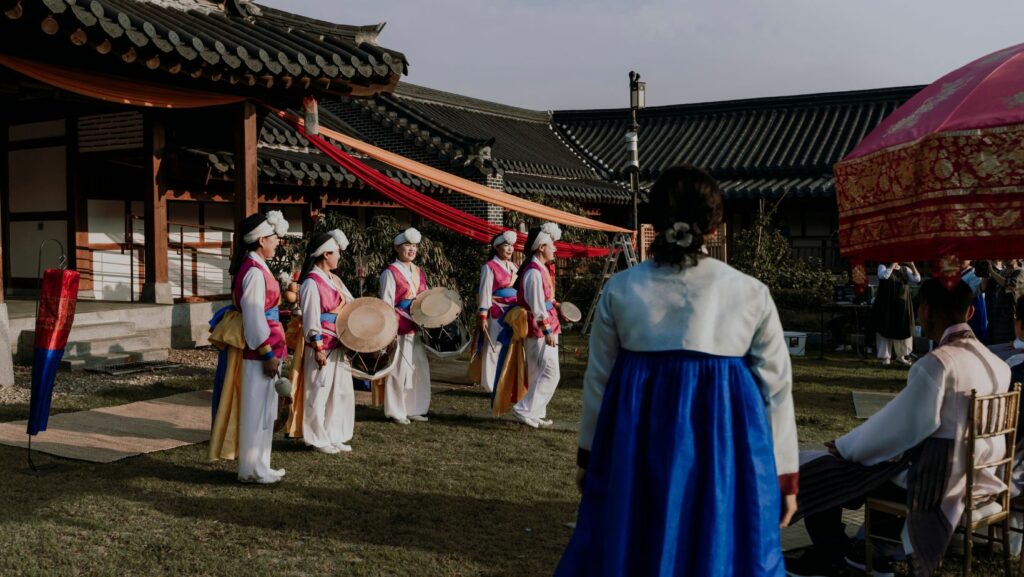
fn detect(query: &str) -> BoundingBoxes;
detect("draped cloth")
[0,55,245,109]
[490,307,530,416]
[284,315,306,438]
[292,124,611,258]
[27,269,80,436]
[271,108,629,235]
[208,310,245,461]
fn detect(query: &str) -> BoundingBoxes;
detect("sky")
[258,0,1024,111]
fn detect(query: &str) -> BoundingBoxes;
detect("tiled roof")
[553,86,923,198]
[324,83,603,180]
[178,109,442,191]
[503,174,632,205]
[4,0,407,95]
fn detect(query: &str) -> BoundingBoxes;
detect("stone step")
[19,321,137,345]
[59,348,170,371]
[63,334,156,357]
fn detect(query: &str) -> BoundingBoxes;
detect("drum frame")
[419,317,471,359]
[347,339,400,381]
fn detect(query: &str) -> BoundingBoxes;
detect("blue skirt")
[555,350,785,577]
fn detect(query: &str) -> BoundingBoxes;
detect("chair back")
[964,383,1021,525]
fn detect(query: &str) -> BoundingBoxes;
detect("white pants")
[385,333,431,420]
[876,334,912,361]
[302,347,354,448]
[239,359,279,482]
[514,335,560,420]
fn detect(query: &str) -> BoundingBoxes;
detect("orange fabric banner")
[0,55,245,109]
[270,108,632,234]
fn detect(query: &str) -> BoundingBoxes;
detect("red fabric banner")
[296,126,611,258]
[34,269,80,351]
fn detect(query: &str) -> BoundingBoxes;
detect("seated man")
[786,278,1010,577]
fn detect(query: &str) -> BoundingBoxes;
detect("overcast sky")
[258,0,1024,111]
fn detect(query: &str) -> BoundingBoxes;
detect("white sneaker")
[536,418,554,427]
[408,415,429,422]
[314,444,342,454]
[513,412,539,429]
[239,475,282,485]
[392,417,411,425]
[333,443,352,452]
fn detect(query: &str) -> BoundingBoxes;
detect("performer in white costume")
[474,230,519,393]
[232,211,290,484]
[298,229,356,454]
[512,223,562,428]
[788,278,1010,577]
[380,227,431,425]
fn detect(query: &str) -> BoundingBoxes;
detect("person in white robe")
[299,229,356,454]
[475,230,519,393]
[872,262,921,366]
[232,211,290,485]
[512,223,562,428]
[788,278,1010,576]
[380,227,431,424]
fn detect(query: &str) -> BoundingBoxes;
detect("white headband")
[493,231,517,248]
[313,229,349,257]
[243,210,289,244]
[394,227,422,246]
[531,223,561,251]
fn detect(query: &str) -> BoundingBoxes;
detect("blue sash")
[320,312,338,323]
[398,299,413,310]
[493,287,517,298]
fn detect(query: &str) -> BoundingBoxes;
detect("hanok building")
[552,86,923,267]
[0,0,409,364]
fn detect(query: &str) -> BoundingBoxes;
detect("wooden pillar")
[304,192,326,232]
[234,100,259,226]
[142,112,172,304]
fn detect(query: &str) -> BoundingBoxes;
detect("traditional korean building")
[0,0,410,364]
[553,86,924,268]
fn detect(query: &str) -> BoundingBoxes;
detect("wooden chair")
[864,383,1021,577]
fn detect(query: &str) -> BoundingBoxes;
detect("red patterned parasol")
[835,42,1024,271]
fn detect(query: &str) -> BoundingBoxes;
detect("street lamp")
[626,71,645,232]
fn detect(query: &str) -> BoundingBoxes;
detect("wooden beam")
[234,101,259,225]
[142,113,172,304]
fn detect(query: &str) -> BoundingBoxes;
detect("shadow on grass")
[0,446,577,574]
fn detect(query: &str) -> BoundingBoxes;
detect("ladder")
[581,232,639,334]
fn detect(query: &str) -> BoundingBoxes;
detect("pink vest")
[486,259,517,319]
[308,273,344,351]
[389,263,428,335]
[518,260,561,338]
[233,256,286,360]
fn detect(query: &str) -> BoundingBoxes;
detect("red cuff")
[778,472,799,496]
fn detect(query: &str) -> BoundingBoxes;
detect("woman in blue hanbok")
[556,165,799,577]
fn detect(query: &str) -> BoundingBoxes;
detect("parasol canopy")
[835,42,1024,264]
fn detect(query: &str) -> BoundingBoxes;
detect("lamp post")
[626,71,645,232]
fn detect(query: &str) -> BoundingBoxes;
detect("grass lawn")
[0,338,1009,576]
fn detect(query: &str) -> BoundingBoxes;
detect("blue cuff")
[261,350,276,361]
[542,328,552,336]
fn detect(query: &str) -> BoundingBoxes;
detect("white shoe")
[392,417,411,425]
[271,468,286,478]
[897,357,913,366]
[408,415,429,422]
[880,359,891,366]
[536,418,554,427]
[239,475,282,485]
[314,444,342,454]
[513,412,539,429]
[333,443,352,452]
